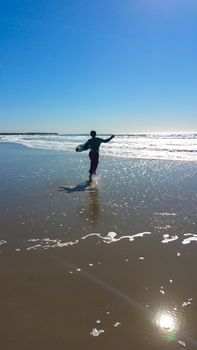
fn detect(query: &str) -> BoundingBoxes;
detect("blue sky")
[0,0,197,133]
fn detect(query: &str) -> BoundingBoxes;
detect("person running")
[84,131,115,182]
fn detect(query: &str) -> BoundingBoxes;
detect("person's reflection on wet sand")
[88,189,100,227]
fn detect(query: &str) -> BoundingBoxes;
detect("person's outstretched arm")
[101,135,115,143]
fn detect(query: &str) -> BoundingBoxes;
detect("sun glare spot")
[156,313,176,332]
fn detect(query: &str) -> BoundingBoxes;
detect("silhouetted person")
[84,131,115,182]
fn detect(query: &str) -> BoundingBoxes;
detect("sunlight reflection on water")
[155,312,177,332]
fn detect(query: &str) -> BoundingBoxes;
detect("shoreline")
[1,141,197,164]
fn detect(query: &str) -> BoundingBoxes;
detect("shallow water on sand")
[0,143,197,349]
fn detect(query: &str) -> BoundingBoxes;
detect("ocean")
[0,132,197,162]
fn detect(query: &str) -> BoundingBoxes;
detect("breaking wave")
[0,132,197,162]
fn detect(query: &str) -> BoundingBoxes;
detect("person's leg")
[89,152,99,181]
[89,152,94,181]
[93,153,99,174]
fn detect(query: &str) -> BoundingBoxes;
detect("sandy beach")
[0,142,197,350]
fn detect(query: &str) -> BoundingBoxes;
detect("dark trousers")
[89,151,99,175]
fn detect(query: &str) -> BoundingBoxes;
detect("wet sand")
[0,143,197,350]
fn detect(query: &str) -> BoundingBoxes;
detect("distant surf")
[0,132,197,162]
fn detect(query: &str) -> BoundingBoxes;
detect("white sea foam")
[90,328,105,337]
[26,238,79,250]
[155,212,177,216]
[113,322,121,327]
[182,298,192,307]
[162,234,179,243]
[25,232,151,251]
[81,231,151,244]
[182,233,197,245]
[178,340,187,348]
[15,231,197,252]
[1,133,197,161]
